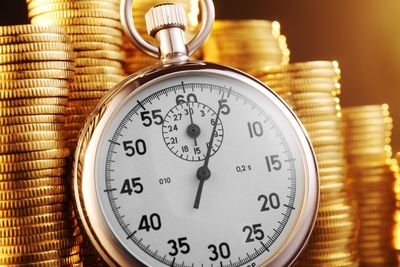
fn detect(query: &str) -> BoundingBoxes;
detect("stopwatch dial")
[95,74,310,267]
[162,101,224,161]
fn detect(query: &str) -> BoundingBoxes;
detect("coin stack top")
[250,61,358,266]
[202,20,290,72]
[343,105,397,266]
[122,0,200,74]
[0,24,81,266]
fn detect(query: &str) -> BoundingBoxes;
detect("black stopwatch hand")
[193,98,223,209]
[186,102,199,147]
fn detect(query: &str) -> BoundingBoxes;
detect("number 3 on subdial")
[162,101,224,161]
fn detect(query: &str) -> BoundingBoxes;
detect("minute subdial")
[162,101,224,161]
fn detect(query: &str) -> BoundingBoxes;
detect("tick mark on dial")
[103,188,117,192]
[126,231,137,240]
[284,204,295,210]
[137,100,146,110]
[260,241,269,251]
[108,140,120,146]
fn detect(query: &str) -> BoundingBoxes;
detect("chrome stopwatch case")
[72,1,319,267]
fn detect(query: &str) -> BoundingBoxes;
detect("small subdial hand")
[186,102,200,147]
[193,98,225,209]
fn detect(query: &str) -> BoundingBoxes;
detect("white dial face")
[95,73,307,266]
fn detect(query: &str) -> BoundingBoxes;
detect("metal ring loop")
[121,0,215,58]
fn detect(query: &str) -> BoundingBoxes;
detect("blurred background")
[2,0,400,152]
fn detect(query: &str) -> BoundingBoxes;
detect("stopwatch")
[72,1,319,266]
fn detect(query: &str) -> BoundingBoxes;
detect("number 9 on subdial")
[162,101,224,161]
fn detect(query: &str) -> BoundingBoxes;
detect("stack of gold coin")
[202,20,290,72]
[342,105,397,266]
[0,24,81,266]
[250,61,358,266]
[123,0,200,74]
[27,1,127,264]
[26,0,127,149]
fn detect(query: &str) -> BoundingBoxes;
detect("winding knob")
[145,4,187,37]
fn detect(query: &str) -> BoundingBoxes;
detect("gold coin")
[0,69,74,80]
[67,106,94,116]
[0,208,77,225]
[343,104,388,114]
[0,78,69,89]
[299,113,342,124]
[0,219,76,237]
[6,254,82,267]
[0,158,66,173]
[0,193,68,210]
[266,79,339,90]
[75,57,123,68]
[305,237,354,251]
[0,245,80,264]
[0,235,83,254]
[47,25,121,36]
[0,33,69,44]
[66,139,78,148]
[0,114,65,126]
[250,61,338,75]
[31,17,122,30]
[0,97,68,107]
[0,51,74,64]
[294,105,340,117]
[69,34,123,46]
[65,115,88,124]
[311,135,343,147]
[0,185,66,200]
[0,176,65,190]
[0,131,66,144]
[30,9,120,20]
[0,140,67,154]
[0,123,64,134]
[70,83,116,92]
[0,228,79,246]
[0,149,70,163]
[27,0,121,6]
[28,1,119,16]
[314,145,344,154]
[72,41,121,51]
[74,74,124,83]
[293,98,338,109]
[0,42,72,53]
[259,68,340,80]
[302,120,342,130]
[0,24,66,36]
[306,128,342,138]
[0,167,64,181]
[75,50,125,61]
[0,88,69,99]
[75,66,124,75]
[65,130,80,140]
[0,61,74,72]
[0,105,65,117]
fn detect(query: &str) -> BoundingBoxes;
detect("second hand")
[193,97,223,209]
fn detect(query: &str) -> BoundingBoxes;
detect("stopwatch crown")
[145,4,187,38]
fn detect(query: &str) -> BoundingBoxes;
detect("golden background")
[213,0,400,153]
[2,0,399,151]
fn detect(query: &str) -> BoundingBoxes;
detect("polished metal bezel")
[73,60,319,267]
